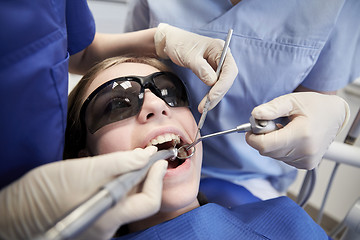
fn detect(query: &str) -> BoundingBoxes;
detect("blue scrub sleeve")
[0,0,95,190]
[66,0,96,55]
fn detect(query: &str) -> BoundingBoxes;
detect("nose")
[137,90,172,123]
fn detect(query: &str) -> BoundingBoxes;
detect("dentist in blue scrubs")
[0,1,239,239]
[126,0,358,199]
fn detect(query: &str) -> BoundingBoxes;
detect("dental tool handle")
[35,149,177,240]
[195,29,233,140]
[249,116,278,134]
[197,95,211,132]
[215,29,233,77]
[201,29,233,124]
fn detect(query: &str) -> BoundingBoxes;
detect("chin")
[159,184,200,213]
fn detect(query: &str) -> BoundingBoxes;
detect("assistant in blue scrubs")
[0,0,95,190]
[125,0,360,197]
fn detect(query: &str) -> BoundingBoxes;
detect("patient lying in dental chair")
[65,56,328,239]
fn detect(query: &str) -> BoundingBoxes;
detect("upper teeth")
[147,133,180,147]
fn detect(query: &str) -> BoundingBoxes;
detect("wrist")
[154,23,171,59]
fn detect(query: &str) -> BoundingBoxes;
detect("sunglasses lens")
[85,80,142,133]
[153,73,189,107]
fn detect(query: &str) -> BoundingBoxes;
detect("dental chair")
[320,108,360,240]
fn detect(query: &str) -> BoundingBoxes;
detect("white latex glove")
[154,23,238,112]
[0,146,168,240]
[245,92,350,170]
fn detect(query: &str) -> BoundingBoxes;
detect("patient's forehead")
[85,62,160,98]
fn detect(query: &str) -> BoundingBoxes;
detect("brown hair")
[64,56,171,159]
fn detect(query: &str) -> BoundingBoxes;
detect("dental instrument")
[34,148,177,240]
[177,116,279,159]
[194,29,233,141]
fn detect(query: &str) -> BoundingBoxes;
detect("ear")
[78,149,90,158]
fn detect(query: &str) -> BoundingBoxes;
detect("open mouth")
[147,133,190,169]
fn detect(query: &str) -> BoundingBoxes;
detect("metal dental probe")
[185,122,253,151]
[35,148,177,240]
[177,116,279,160]
[193,29,233,142]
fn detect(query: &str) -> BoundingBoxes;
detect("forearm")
[69,28,157,75]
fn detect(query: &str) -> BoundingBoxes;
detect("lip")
[141,126,191,149]
[142,126,194,178]
[164,157,191,178]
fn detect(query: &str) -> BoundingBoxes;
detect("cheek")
[195,142,203,169]
[174,109,197,136]
[87,127,134,154]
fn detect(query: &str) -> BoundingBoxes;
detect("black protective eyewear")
[80,72,189,134]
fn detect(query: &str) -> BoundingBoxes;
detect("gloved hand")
[0,146,168,240]
[245,92,350,170]
[154,23,238,112]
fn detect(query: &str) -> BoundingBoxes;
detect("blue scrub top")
[0,0,95,189]
[114,197,328,240]
[125,0,360,192]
